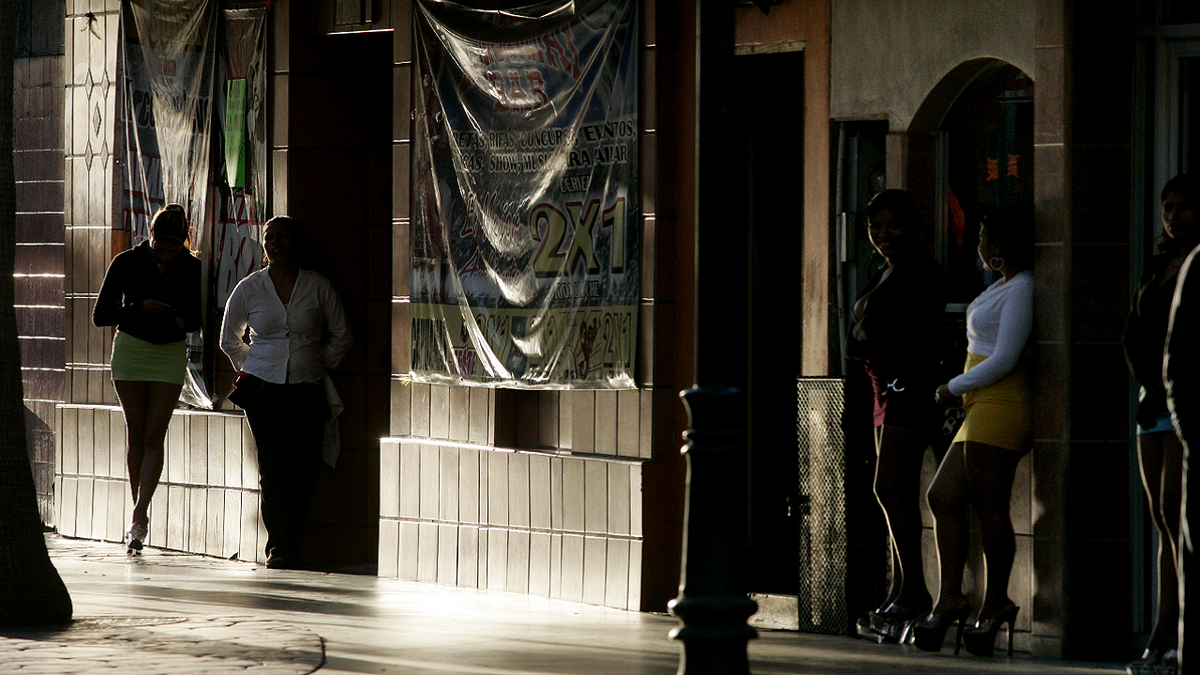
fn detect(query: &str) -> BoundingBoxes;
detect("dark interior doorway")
[732,49,806,597]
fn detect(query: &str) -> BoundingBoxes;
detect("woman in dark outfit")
[220,217,352,569]
[1125,174,1200,674]
[92,204,201,554]
[848,189,946,641]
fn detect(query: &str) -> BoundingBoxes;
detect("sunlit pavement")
[3,534,1124,675]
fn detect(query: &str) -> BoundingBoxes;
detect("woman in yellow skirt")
[910,206,1034,656]
[93,205,201,554]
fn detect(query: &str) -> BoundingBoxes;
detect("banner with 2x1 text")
[410,0,640,388]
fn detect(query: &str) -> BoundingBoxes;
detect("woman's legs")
[962,441,1023,618]
[926,442,971,612]
[873,424,932,610]
[1138,430,1184,649]
[115,380,181,529]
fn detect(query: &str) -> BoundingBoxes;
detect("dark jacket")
[848,249,945,378]
[1166,247,1199,451]
[92,240,202,344]
[1125,252,1183,425]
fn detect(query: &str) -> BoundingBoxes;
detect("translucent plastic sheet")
[214,8,268,309]
[121,0,218,245]
[411,0,640,388]
[122,0,219,408]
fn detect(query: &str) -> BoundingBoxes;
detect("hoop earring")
[989,256,1005,270]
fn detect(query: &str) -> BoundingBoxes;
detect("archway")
[908,58,1034,303]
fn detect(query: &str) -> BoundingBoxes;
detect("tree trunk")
[0,0,73,627]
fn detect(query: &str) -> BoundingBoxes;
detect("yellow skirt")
[951,352,1032,452]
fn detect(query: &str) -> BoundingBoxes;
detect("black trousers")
[243,380,328,561]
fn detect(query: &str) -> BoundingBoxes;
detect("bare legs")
[873,424,933,613]
[926,441,1022,618]
[114,380,182,531]
[1138,430,1184,652]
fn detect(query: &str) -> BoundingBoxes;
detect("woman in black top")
[1124,174,1200,672]
[848,189,945,641]
[93,204,201,554]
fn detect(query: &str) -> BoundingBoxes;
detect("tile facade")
[380,0,672,611]
[55,406,266,563]
[53,0,387,568]
[379,439,645,610]
[16,52,66,526]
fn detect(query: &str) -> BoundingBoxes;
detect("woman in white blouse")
[910,206,1034,656]
[220,216,352,569]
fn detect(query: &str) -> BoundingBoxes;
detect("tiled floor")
[45,535,1124,675]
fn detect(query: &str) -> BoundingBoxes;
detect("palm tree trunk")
[0,0,72,627]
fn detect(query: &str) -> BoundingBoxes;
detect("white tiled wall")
[379,438,644,610]
[56,405,266,563]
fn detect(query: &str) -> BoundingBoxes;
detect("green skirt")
[110,331,187,385]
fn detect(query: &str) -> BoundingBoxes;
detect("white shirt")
[220,267,352,384]
[948,270,1034,395]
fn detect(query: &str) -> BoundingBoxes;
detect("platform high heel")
[873,602,930,644]
[910,602,972,654]
[962,603,1019,657]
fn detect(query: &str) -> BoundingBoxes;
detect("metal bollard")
[669,385,757,675]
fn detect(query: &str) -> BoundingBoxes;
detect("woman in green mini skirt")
[93,204,202,554]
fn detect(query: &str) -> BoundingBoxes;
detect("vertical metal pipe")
[669,0,757,669]
[692,0,742,387]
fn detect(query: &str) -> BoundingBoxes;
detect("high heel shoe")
[962,602,1019,657]
[1127,646,1177,675]
[870,602,930,644]
[124,522,147,556]
[910,601,972,654]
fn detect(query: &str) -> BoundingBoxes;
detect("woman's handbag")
[227,371,264,410]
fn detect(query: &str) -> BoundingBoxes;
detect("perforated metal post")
[669,387,758,675]
[795,378,849,634]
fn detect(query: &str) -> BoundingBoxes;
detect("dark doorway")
[732,49,805,598]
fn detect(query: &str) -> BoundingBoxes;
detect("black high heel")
[962,603,1019,657]
[911,601,972,654]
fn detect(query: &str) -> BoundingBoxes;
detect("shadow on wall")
[24,405,56,527]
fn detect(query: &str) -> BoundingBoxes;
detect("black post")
[670,387,757,675]
[667,0,755,669]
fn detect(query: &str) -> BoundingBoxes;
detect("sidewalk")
[2,534,1124,674]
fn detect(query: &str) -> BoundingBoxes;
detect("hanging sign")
[410,0,640,388]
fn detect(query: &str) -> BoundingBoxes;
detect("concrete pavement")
[0,534,1125,674]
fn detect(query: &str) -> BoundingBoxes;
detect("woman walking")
[93,204,201,554]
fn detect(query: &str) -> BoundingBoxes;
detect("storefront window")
[1182,57,1200,174]
[941,65,1034,302]
[1163,1,1200,25]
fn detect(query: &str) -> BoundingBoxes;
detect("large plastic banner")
[122,0,219,409]
[411,0,640,388]
[214,8,268,309]
[121,0,218,246]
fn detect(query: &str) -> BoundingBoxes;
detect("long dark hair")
[865,189,921,233]
[150,203,189,243]
[1159,173,1200,255]
[983,204,1034,270]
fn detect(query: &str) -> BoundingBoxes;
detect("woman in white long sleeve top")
[220,216,352,569]
[910,207,1034,657]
